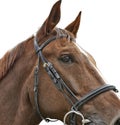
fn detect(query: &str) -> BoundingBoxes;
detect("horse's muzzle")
[84,118,120,125]
[83,114,120,125]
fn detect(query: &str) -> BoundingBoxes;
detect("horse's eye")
[60,55,73,64]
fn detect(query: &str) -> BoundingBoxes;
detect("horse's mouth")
[84,116,120,125]
[86,116,106,125]
[85,120,107,125]
[82,117,107,125]
[64,110,120,125]
[85,119,120,125]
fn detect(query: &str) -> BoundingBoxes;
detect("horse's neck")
[0,37,40,125]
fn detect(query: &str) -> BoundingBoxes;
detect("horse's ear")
[43,0,61,34]
[65,11,81,37]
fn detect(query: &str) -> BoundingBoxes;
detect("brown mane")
[0,41,25,81]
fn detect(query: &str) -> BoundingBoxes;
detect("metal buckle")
[63,110,91,125]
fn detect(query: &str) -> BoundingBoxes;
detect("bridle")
[34,31,118,125]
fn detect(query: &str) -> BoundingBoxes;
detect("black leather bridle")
[34,32,118,125]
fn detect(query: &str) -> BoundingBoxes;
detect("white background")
[0,0,120,124]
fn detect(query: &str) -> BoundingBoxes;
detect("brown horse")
[0,1,120,125]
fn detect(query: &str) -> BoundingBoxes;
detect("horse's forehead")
[73,42,88,57]
[69,42,89,57]
[56,39,89,57]
[73,42,97,65]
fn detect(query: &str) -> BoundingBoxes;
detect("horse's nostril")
[114,118,120,125]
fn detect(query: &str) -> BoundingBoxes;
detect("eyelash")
[59,54,74,64]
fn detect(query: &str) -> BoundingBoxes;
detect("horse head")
[0,1,120,125]
[31,1,120,124]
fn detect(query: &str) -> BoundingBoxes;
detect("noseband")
[34,32,118,125]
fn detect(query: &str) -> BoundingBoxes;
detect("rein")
[33,33,118,125]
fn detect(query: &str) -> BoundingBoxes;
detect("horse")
[0,0,120,125]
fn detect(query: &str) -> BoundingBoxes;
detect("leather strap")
[72,84,118,110]
[69,84,118,125]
